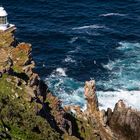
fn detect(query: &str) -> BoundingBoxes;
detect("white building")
[0,6,15,31]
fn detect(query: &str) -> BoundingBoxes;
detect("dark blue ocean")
[2,0,140,109]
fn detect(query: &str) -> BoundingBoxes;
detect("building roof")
[0,7,8,17]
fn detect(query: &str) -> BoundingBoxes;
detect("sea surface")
[2,0,140,110]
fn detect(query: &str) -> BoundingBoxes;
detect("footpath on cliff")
[0,26,140,140]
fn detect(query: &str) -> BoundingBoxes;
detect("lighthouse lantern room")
[0,6,15,31]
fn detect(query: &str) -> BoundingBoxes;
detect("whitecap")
[118,42,140,50]
[102,59,122,71]
[72,24,106,30]
[55,68,67,77]
[69,37,78,44]
[68,46,81,54]
[63,55,76,63]
[99,13,126,17]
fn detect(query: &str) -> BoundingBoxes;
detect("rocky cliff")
[0,27,140,140]
[0,27,72,140]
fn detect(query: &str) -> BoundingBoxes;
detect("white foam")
[68,46,81,54]
[55,68,67,77]
[97,41,140,111]
[69,37,78,44]
[98,90,140,111]
[118,42,140,50]
[99,13,126,17]
[45,69,86,108]
[59,87,85,107]
[63,55,76,63]
[72,24,105,30]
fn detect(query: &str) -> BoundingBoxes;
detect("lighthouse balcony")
[0,24,16,32]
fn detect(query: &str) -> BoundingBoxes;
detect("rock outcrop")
[84,80,99,113]
[108,100,140,140]
[84,80,140,140]
[66,80,140,140]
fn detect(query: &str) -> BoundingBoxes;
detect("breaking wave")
[98,90,140,110]
[63,55,76,63]
[99,13,126,17]
[55,68,67,77]
[69,37,79,44]
[72,24,106,30]
[45,68,86,108]
[98,41,140,110]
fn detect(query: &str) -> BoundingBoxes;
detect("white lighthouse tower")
[0,6,15,31]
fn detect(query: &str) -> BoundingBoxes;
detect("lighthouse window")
[0,17,2,24]
[0,17,6,24]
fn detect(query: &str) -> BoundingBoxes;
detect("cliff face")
[0,28,73,140]
[0,28,140,140]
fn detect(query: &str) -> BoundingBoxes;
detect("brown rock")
[84,80,99,113]
[11,43,32,67]
[29,73,39,87]
[46,93,72,135]
[108,100,140,140]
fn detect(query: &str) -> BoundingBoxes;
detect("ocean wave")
[63,55,76,63]
[99,13,126,17]
[72,24,106,30]
[100,41,140,91]
[45,69,86,108]
[68,46,81,54]
[69,37,78,44]
[118,42,140,50]
[102,59,121,71]
[55,68,67,77]
[98,90,140,110]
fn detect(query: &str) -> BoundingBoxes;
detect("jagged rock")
[22,61,35,77]
[108,100,140,140]
[11,42,32,67]
[106,108,112,124]
[0,48,13,73]
[46,93,72,135]
[84,80,99,113]
[100,109,107,126]
[0,27,16,47]
[29,73,40,87]
[24,86,36,101]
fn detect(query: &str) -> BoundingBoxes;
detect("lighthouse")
[0,6,15,31]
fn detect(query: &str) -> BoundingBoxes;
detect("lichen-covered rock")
[0,27,16,47]
[0,48,13,73]
[11,43,32,68]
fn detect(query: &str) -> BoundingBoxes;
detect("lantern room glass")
[0,16,7,24]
